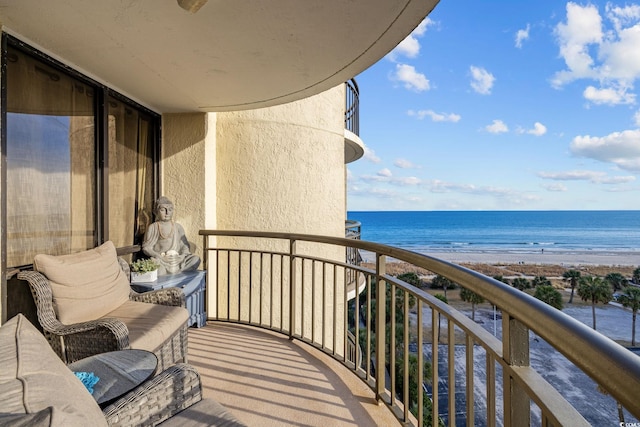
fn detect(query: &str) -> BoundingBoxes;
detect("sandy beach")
[424,249,640,267]
[361,249,640,267]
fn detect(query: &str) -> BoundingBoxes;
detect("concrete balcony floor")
[188,322,401,426]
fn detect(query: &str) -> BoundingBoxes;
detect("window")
[107,97,156,249]
[4,37,159,268]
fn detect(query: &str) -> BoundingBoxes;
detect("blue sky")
[348,1,640,211]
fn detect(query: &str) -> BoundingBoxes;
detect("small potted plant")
[130,258,160,283]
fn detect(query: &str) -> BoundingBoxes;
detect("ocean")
[347,210,640,255]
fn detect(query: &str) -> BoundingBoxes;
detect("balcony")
[344,79,365,164]
[198,230,640,426]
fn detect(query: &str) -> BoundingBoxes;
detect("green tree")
[492,275,510,285]
[605,272,627,291]
[460,288,485,321]
[431,274,456,299]
[534,285,563,310]
[511,277,530,291]
[633,267,640,285]
[532,275,552,288]
[434,294,448,341]
[562,269,582,304]
[577,276,613,330]
[618,286,640,346]
[397,272,422,288]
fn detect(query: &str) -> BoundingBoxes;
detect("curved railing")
[200,230,640,426]
[345,219,361,239]
[345,79,359,136]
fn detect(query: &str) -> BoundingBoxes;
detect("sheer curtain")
[6,48,95,267]
[108,98,154,249]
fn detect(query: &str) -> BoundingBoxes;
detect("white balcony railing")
[200,230,640,426]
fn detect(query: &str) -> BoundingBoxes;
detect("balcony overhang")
[344,129,365,164]
[0,0,440,113]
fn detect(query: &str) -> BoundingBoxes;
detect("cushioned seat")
[18,241,189,369]
[0,314,108,426]
[0,314,246,427]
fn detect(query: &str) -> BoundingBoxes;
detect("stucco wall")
[214,85,347,350]
[216,85,346,238]
[161,113,215,260]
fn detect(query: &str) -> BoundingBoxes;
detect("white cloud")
[392,64,430,92]
[485,119,509,134]
[542,183,568,192]
[361,172,422,186]
[363,145,381,163]
[527,122,547,136]
[407,109,461,122]
[377,168,392,177]
[537,169,636,184]
[598,175,637,184]
[425,180,540,205]
[552,2,602,86]
[397,176,422,186]
[469,66,495,95]
[552,3,640,106]
[583,85,635,105]
[538,170,604,181]
[515,24,530,48]
[394,158,421,169]
[634,110,640,126]
[570,129,640,172]
[388,18,434,60]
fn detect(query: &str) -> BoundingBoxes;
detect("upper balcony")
[197,229,640,426]
[344,79,365,164]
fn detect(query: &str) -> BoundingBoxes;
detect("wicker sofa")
[17,241,188,370]
[0,314,245,426]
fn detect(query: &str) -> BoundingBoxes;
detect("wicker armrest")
[18,270,130,362]
[130,287,186,308]
[102,363,202,427]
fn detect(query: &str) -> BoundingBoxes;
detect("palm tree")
[532,275,552,288]
[492,275,510,285]
[431,274,456,299]
[577,276,613,330]
[605,272,627,292]
[512,277,530,291]
[534,285,563,310]
[618,286,640,346]
[460,288,485,321]
[562,269,581,304]
[434,294,448,341]
[633,267,640,285]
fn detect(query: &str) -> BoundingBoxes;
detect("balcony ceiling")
[0,0,439,113]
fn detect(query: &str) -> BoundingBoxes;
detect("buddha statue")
[142,196,200,275]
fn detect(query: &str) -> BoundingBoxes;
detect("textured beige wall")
[160,87,347,353]
[161,113,215,260]
[216,85,346,237]
[214,85,347,351]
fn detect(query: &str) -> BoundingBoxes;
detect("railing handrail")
[345,219,361,240]
[200,229,640,420]
[344,78,359,136]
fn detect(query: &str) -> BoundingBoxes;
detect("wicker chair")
[16,241,189,370]
[1,313,245,427]
[103,363,246,426]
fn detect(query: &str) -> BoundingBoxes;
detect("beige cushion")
[33,241,131,325]
[106,301,189,351]
[0,314,107,427]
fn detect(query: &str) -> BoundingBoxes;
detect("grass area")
[366,260,637,345]
[363,261,637,280]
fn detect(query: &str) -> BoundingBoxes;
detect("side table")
[68,349,157,408]
[131,270,207,328]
